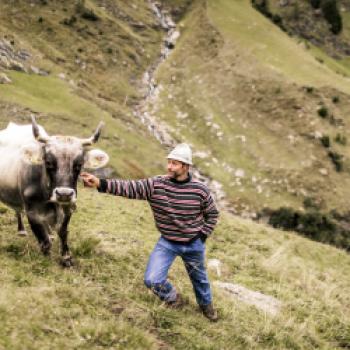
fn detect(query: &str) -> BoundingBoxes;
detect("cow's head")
[23,116,109,205]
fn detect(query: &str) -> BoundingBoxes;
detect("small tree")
[321,0,342,34]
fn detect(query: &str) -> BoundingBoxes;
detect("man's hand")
[80,172,100,188]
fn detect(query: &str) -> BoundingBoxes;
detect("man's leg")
[182,239,212,306]
[144,237,178,302]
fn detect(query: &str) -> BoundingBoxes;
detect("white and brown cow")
[0,116,109,266]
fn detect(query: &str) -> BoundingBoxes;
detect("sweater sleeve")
[201,192,219,236]
[97,177,154,200]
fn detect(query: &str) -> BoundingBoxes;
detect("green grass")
[207,0,350,94]
[0,188,349,349]
[148,0,350,214]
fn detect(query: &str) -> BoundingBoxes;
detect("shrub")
[328,150,343,171]
[317,106,328,118]
[332,96,340,103]
[310,0,321,8]
[298,211,336,241]
[320,135,330,148]
[81,9,99,21]
[268,207,299,230]
[266,207,350,250]
[303,197,323,210]
[251,0,287,32]
[304,86,314,93]
[321,0,342,34]
[335,133,347,145]
[75,0,99,21]
[62,16,77,26]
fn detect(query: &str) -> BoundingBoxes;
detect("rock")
[319,168,328,176]
[314,131,323,139]
[214,281,282,316]
[30,65,40,74]
[0,73,12,84]
[0,55,11,69]
[235,169,245,178]
[10,60,25,72]
[194,151,210,159]
[208,259,222,277]
[58,73,66,80]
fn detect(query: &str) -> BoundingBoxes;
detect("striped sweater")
[98,174,219,243]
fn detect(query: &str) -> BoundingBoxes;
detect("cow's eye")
[73,162,83,172]
[45,160,56,170]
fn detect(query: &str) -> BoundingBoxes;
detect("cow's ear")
[84,149,109,169]
[21,145,44,165]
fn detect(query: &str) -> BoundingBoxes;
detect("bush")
[317,106,328,118]
[62,15,77,26]
[335,133,347,145]
[310,0,321,8]
[269,207,299,230]
[81,9,99,21]
[332,96,340,103]
[304,86,314,93]
[266,207,350,250]
[328,150,343,171]
[321,0,342,34]
[320,135,330,148]
[251,0,287,32]
[75,0,99,21]
[298,211,336,241]
[303,197,323,210]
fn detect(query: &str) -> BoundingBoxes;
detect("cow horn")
[81,121,105,146]
[31,115,49,143]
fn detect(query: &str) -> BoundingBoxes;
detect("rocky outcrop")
[0,39,48,75]
[0,73,12,84]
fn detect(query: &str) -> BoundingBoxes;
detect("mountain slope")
[150,0,350,218]
[0,189,349,349]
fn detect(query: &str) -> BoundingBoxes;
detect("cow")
[0,116,109,266]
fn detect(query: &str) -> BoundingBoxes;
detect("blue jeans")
[144,236,212,306]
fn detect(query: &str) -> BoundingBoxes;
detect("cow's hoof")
[17,230,28,236]
[60,256,74,268]
[41,242,52,256]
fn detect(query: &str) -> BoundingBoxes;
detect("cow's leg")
[16,211,27,236]
[58,212,73,267]
[27,216,52,255]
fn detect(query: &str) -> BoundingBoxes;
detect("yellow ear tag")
[23,148,43,165]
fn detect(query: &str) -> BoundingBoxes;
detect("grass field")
[0,188,349,349]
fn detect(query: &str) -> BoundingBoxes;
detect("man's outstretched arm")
[80,172,154,200]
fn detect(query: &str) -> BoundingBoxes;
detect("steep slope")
[148,0,350,221]
[0,0,168,178]
[0,190,349,349]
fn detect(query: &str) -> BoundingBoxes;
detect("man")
[81,143,219,321]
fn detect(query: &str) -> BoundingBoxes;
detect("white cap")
[167,143,192,165]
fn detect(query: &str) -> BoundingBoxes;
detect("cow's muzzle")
[51,187,76,205]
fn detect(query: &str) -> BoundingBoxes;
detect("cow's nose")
[54,187,75,202]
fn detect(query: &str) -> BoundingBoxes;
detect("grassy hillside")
[151,0,350,217]
[0,188,349,349]
[0,0,168,178]
[0,1,350,348]
[1,0,350,216]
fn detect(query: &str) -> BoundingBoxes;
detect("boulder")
[0,73,12,84]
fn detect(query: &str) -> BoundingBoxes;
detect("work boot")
[165,293,185,309]
[200,303,218,322]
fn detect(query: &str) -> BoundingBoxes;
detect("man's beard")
[168,171,179,179]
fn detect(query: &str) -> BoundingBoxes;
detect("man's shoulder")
[190,177,211,195]
[191,177,209,188]
[151,175,170,183]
